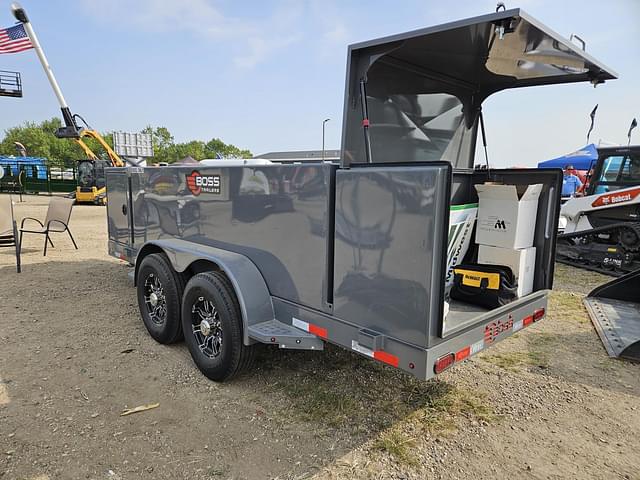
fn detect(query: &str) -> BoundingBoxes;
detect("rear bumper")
[423,292,548,379]
[272,291,549,381]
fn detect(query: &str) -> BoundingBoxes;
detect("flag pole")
[628,118,637,147]
[586,104,597,143]
[11,2,76,130]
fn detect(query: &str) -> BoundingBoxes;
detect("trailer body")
[107,8,616,380]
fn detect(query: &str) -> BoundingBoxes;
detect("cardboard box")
[478,245,536,297]
[474,183,543,249]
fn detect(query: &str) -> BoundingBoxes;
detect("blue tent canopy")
[537,144,598,170]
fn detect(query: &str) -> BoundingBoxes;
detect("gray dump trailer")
[106,8,617,381]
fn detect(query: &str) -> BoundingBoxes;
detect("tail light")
[434,353,455,374]
[533,308,545,321]
[523,315,534,326]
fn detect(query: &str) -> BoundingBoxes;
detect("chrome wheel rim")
[144,273,167,325]
[191,296,222,358]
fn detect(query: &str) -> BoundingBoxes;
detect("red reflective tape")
[373,350,399,368]
[523,315,534,326]
[455,346,471,362]
[308,323,327,339]
[362,119,370,127]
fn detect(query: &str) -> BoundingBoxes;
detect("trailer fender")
[135,239,274,345]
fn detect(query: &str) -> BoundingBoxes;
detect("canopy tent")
[537,144,598,170]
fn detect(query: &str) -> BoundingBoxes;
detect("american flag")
[0,24,33,54]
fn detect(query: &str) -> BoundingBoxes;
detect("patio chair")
[0,194,21,273]
[19,197,78,256]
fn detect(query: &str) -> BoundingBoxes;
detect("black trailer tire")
[136,253,185,344]
[181,271,254,381]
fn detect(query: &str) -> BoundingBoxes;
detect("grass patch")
[252,344,496,471]
[529,331,555,343]
[448,388,493,422]
[207,465,229,477]
[553,263,610,294]
[279,381,359,427]
[256,344,495,439]
[273,366,456,430]
[372,429,418,466]
[425,386,493,425]
[372,386,493,465]
[483,350,548,371]
[400,386,494,439]
[549,291,589,323]
[482,331,557,372]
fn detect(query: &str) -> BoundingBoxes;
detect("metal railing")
[0,163,77,194]
[0,70,22,97]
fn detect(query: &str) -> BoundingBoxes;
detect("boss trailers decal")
[187,170,221,196]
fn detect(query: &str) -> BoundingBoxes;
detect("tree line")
[0,118,252,166]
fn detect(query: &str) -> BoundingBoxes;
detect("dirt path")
[1,196,639,480]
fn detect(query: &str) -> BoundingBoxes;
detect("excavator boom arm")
[74,137,98,161]
[78,130,124,167]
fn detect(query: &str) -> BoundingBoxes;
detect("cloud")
[78,0,301,68]
[234,34,300,69]
[306,0,354,60]
[323,23,348,45]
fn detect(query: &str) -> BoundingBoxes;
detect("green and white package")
[445,203,478,289]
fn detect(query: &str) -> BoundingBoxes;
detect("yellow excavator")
[63,128,124,205]
[12,2,127,205]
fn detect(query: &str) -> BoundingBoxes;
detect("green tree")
[172,140,206,161]
[140,127,252,163]
[204,138,251,159]
[142,126,173,151]
[1,120,253,165]
[0,117,108,166]
[141,126,178,163]
[0,119,55,161]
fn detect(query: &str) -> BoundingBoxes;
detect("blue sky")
[1,0,638,166]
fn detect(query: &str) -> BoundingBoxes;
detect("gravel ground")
[1,195,639,480]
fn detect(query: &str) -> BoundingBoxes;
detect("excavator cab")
[65,129,124,205]
[76,159,110,205]
[587,146,640,196]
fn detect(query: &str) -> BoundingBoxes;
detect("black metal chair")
[19,197,78,256]
[0,194,21,273]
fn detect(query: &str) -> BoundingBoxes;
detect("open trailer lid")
[340,8,618,169]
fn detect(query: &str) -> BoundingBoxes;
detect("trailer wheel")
[136,253,185,344]
[181,272,254,381]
